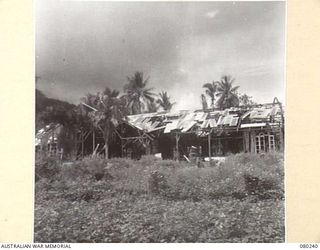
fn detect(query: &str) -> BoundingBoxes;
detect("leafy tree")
[216,75,240,109]
[239,93,256,107]
[123,72,155,114]
[83,87,127,159]
[81,93,100,110]
[201,94,208,110]
[202,81,217,109]
[156,91,175,112]
[36,89,85,158]
[78,93,99,132]
[35,89,77,130]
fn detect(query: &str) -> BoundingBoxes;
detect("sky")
[36,0,286,111]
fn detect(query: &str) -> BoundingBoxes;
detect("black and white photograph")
[35,0,285,243]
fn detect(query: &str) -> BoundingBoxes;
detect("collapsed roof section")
[124,103,284,136]
[35,123,62,146]
[35,102,284,146]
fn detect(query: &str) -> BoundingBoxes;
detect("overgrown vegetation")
[35,152,284,243]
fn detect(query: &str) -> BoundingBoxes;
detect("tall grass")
[35,152,284,242]
[36,152,284,201]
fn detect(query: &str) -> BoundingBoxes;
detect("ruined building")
[35,99,284,161]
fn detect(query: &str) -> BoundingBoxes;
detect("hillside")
[36,89,76,131]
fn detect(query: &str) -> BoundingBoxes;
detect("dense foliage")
[36,89,77,131]
[35,152,284,243]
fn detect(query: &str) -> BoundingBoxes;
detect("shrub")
[148,170,169,195]
[224,152,284,199]
[59,157,114,182]
[36,152,284,201]
[35,156,61,181]
[145,152,284,201]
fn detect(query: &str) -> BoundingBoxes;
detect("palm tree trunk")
[105,141,109,159]
[81,130,84,158]
[103,126,110,159]
[208,130,211,162]
[92,128,95,154]
[212,96,215,110]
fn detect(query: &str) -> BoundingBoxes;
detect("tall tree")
[239,93,256,107]
[157,91,175,112]
[78,93,100,129]
[147,99,159,113]
[81,93,99,110]
[83,87,127,159]
[216,75,240,109]
[201,94,208,110]
[123,72,155,114]
[203,81,217,109]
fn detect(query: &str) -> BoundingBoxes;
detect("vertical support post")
[175,132,180,161]
[146,139,151,155]
[250,130,256,153]
[243,131,250,153]
[242,133,246,152]
[208,129,212,162]
[121,139,124,157]
[279,124,284,152]
[81,130,84,158]
[273,97,284,152]
[92,129,95,154]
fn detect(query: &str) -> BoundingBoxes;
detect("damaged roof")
[125,103,284,135]
[35,123,62,146]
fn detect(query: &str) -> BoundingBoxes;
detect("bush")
[59,157,113,182]
[36,152,284,201]
[224,152,284,197]
[144,152,284,201]
[148,170,169,195]
[35,156,61,181]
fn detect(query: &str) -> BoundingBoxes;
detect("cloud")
[204,10,219,19]
[36,1,285,107]
[173,92,201,111]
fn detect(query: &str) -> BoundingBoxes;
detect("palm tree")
[80,93,99,111]
[157,91,176,112]
[83,87,127,159]
[203,81,217,109]
[146,99,159,113]
[123,72,155,114]
[201,94,208,110]
[216,75,240,110]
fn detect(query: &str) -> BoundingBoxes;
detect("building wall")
[244,129,281,154]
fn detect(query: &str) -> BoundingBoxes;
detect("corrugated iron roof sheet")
[164,120,179,133]
[230,117,239,126]
[240,123,266,128]
[181,120,197,132]
[249,108,272,120]
[125,104,283,134]
[200,118,218,129]
[35,123,62,146]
